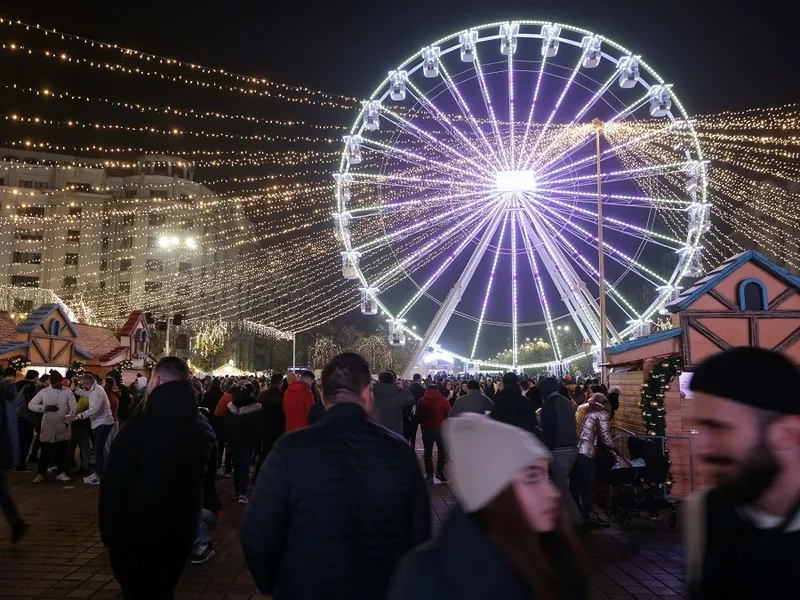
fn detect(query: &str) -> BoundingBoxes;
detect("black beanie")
[690,347,800,415]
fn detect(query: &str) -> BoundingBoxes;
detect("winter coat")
[577,405,614,459]
[98,380,218,551]
[490,389,538,435]
[390,507,587,600]
[28,386,76,443]
[450,390,493,418]
[224,394,264,450]
[0,376,19,470]
[417,389,451,429]
[526,386,543,411]
[256,385,285,445]
[241,401,431,600]
[372,383,415,436]
[283,381,315,432]
[539,378,578,450]
[203,386,224,414]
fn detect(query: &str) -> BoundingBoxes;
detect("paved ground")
[0,447,687,599]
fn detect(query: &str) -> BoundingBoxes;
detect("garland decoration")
[640,355,682,492]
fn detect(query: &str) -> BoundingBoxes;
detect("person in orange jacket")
[283,371,316,433]
[416,386,451,483]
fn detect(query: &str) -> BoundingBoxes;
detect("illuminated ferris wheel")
[334,21,709,376]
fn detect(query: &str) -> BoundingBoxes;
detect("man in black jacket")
[99,357,217,599]
[404,373,426,445]
[242,352,431,600]
[254,372,285,480]
[539,376,583,526]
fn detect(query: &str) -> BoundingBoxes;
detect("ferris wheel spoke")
[540,121,680,180]
[472,50,510,170]
[541,160,693,188]
[508,50,516,169]
[510,203,520,368]
[470,212,509,360]
[380,108,497,179]
[518,55,548,167]
[533,90,651,173]
[405,79,497,171]
[526,195,668,288]
[396,200,506,320]
[534,194,685,250]
[534,191,691,209]
[349,189,497,218]
[521,51,588,170]
[361,138,493,184]
[350,172,491,192]
[436,63,502,167]
[354,192,497,253]
[371,200,499,288]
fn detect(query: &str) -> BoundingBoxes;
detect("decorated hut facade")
[605,250,800,497]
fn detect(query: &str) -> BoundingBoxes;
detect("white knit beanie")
[442,413,550,513]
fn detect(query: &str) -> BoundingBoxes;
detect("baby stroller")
[600,436,678,528]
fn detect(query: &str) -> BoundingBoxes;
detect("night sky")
[13,0,799,115]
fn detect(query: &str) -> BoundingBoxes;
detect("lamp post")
[592,117,608,386]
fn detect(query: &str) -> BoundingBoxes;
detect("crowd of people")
[0,346,798,599]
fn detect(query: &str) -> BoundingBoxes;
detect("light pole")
[592,117,608,386]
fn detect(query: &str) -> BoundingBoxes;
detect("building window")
[147,236,157,248]
[150,189,168,199]
[16,206,46,218]
[118,281,131,293]
[120,259,132,271]
[102,237,110,250]
[13,299,34,312]
[34,181,49,190]
[67,230,80,243]
[65,254,79,267]
[18,180,33,188]
[146,259,163,272]
[179,261,192,274]
[181,219,193,230]
[102,217,111,228]
[99,281,106,290]
[134,328,149,355]
[738,279,768,311]
[12,251,41,264]
[148,214,166,226]
[63,276,77,288]
[10,275,39,287]
[67,182,91,192]
[121,214,135,226]
[100,260,108,272]
[14,229,43,241]
[68,206,82,217]
[124,189,137,199]
[174,334,189,351]
[144,281,162,292]
[180,193,192,202]
[49,320,61,336]
[120,237,133,250]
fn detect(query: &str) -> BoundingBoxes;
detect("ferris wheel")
[334,20,709,376]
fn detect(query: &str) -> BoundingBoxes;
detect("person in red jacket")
[283,371,316,433]
[417,386,451,483]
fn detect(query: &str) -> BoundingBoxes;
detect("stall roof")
[16,304,79,337]
[667,250,800,312]
[606,328,682,356]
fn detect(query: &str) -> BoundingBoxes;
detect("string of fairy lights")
[0,14,796,347]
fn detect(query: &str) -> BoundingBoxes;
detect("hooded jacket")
[538,377,578,450]
[0,375,19,470]
[283,380,315,432]
[225,391,264,450]
[257,384,285,444]
[372,383,415,436]
[417,388,451,429]
[98,380,217,550]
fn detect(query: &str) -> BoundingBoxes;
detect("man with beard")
[687,347,800,599]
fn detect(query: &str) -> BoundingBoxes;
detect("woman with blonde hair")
[571,393,615,525]
[391,414,588,600]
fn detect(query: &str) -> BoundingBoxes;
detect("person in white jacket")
[65,373,113,485]
[28,372,76,483]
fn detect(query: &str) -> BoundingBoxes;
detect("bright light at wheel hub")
[495,170,538,192]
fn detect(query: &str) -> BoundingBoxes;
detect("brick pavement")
[1,449,687,599]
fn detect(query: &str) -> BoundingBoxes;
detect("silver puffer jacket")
[577,405,614,458]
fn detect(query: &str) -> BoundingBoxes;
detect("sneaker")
[190,543,215,564]
[32,474,45,484]
[82,473,96,483]
[10,519,28,544]
[56,472,71,482]
[47,465,58,473]
[84,474,100,486]
[435,473,448,483]
[216,467,226,476]
[237,496,249,505]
